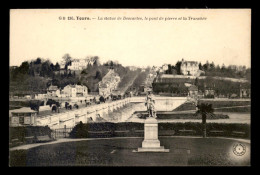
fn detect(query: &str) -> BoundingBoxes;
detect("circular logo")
[233,143,246,156]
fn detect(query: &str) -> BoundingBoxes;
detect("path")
[10,136,250,151]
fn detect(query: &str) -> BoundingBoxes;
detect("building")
[9,107,37,126]
[127,66,138,71]
[63,84,88,98]
[47,85,60,97]
[34,94,47,100]
[60,61,66,69]
[67,57,100,71]
[98,69,121,98]
[240,84,251,98]
[162,64,168,71]
[180,59,199,76]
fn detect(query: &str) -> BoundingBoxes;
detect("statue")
[145,91,156,118]
[138,91,169,152]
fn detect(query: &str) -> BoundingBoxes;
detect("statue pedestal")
[138,117,169,152]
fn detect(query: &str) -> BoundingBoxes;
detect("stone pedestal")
[138,117,169,152]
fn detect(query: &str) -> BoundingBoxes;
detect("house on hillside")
[128,66,138,71]
[98,69,121,98]
[67,57,100,71]
[35,94,47,100]
[47,85,60,97]
[162,64,168,71]
[67,59,89,70]
[180,59,199,76]
[63,84,88,98]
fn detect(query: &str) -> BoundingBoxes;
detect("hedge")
[9,126,52,142]
[138,113,229,120]
[69,122,250,139]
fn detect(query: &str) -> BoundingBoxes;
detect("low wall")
[129,97,187,111]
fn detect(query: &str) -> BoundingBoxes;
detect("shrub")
[9,126,52,142]
[69,122,250,139]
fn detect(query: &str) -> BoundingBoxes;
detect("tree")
[175,61,182,75]
[203,63,209,71]
[29,69,35,77]
[95,71,102,80]
[54,62,60,71]
[199,62,203,70]
[194,78,198,86]
[34,58,42,64]
[62,54,72,69]
[99,96,105,103]
[50,63,55,71]
[29,100,42,114]
[19,61,30,74]
[167,64,172,74]
[210,62,215,70]
[93,56,100,66]
[195,103,214,138]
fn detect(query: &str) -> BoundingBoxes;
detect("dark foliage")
[9,126,52,142]
[69,122,250,139]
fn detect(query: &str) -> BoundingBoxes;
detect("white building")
[180,59,199,76]
[98,69,121,98]
[127,66,138,71]
[35,94,47,100]
[63,84,88,97]
[47,85,60,97]
[67,57,100,71]
[60,61,66,69]
[162,64,168,71]
[9,107,37,126]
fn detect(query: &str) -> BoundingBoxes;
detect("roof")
[10,107,37,114]
[188,85,198,91]
[181,60,198,65]
[65,84,88,89]
[39,105,51,112]
[48,85,58,91]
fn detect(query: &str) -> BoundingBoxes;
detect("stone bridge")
[36,97,188,129]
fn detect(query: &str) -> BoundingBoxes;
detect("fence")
[52,126,73,139]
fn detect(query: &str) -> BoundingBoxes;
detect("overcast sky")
[10,9,251,68]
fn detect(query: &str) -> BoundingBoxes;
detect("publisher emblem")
[233,143,246,156]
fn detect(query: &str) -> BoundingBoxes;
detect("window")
[19,117,24,124]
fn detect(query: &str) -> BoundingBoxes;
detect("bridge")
[36,97,188,129]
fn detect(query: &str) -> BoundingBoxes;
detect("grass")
[214,106,250,113]
[9,137,250,166]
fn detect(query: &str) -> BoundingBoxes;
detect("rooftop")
[47,85,58,91]
[10,107,37,114]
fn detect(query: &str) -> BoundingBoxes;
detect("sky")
[10,9,251,68]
